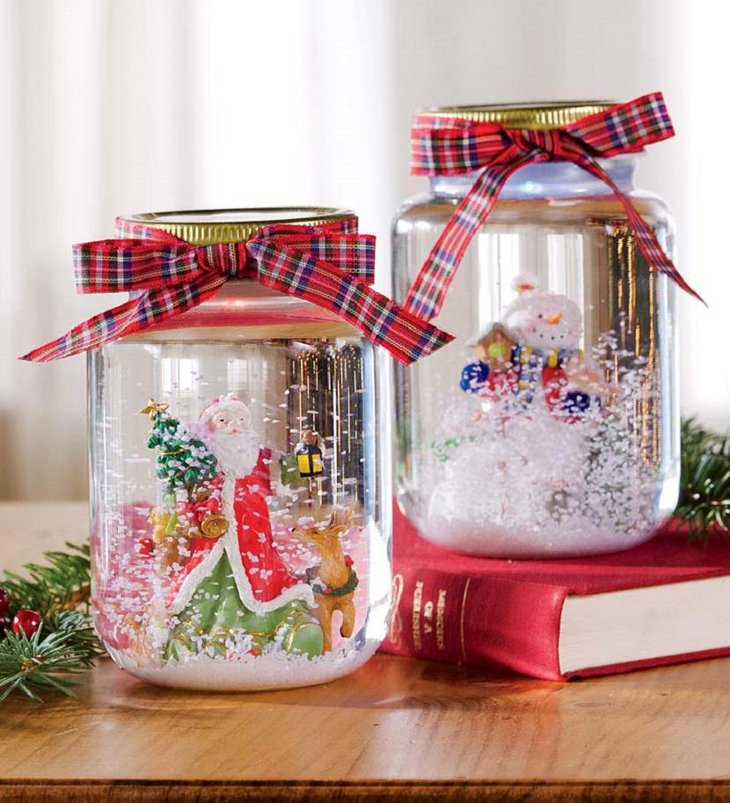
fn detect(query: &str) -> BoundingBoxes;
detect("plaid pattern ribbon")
[21,214,452,365]
[406,92,702,321]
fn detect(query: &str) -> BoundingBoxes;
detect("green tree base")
[165,553,323,661]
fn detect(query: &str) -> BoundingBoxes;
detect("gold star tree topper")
[140,399,170,419]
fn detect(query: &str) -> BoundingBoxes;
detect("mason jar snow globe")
[72,208,392,690]
[393,97,693,558]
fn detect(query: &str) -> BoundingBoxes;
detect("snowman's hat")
[512,272,542,295]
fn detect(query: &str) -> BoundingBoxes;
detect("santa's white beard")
[204,430,261,478]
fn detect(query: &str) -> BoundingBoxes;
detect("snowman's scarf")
[512,345,578,407]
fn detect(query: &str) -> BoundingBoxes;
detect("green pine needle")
[0,613,102,702]
[1,545,102,703]
[677,418,730,544]
[2,541,91,614]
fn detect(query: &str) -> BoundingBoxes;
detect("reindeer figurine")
[292,508,358,653]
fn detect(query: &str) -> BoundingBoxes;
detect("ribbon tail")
[404,150,538,321]
[565,92,675,156]
[247,239,453,364]
[255,229,376,283]
[20,274,225,362]
[571,153,705,304]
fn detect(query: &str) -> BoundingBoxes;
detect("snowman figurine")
[460,273,608,422]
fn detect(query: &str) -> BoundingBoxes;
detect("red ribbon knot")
[508,128,567,159]
[197,241,251,279]
[21,214,452,365]
[406,92,703,326]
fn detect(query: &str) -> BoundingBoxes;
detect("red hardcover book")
[380,505,730,680]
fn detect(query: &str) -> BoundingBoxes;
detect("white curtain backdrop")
[1,0,727,500]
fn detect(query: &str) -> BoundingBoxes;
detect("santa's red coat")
[169,448,300,606]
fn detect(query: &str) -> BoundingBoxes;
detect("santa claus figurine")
[460,274,611,421]
[163,395,323,659]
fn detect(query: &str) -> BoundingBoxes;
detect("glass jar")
[393,104,680,558]
[89,209,391,690]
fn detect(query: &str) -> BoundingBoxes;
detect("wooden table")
[2,503,730,802]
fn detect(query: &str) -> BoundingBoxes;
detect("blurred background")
[0,0,726,500]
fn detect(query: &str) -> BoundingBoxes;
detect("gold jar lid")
[423,101,614,130]
[117,207,354,246]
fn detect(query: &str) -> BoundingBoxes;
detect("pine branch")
[677,418,730,543]
[1,541,91,615]
[0,613,101,702]
[1,544,102,703]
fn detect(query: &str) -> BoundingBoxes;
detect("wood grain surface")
[2,503,730,802]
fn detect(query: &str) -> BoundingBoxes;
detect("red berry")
[0,587,9,617]
[12,609,42,638]
[136,536,155,557]
[0,615,11,639]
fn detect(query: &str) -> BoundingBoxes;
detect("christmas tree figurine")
[144,395,324,660]
[142,399,218,497]
[141,399,221,567]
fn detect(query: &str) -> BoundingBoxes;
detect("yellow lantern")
[295,429,324,477]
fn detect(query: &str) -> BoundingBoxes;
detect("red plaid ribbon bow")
[406,92,702,321]
[21,215,452,365]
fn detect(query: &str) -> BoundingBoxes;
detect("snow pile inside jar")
[419,332,661,557]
